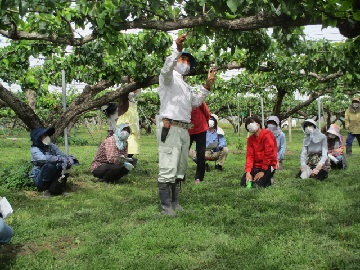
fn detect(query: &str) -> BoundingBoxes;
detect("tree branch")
[0,13,321,46]
[308,70,343,82]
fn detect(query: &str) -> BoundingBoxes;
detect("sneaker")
[215,164,223,171]
[195,179,201,183]
[205,163,210,172]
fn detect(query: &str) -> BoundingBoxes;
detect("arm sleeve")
[345,109,349,130]
[160,50,182,86]
[300,144,307,166]
[201,102,211,121]
[277,133,286,160]
[31,147,60,164]
[261,133,276,171]
[319,137,328,165]
[245,138,254,173]
[218,135,227,148]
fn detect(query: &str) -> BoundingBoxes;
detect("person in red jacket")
[240,116,278,188]
[188,102,211,182]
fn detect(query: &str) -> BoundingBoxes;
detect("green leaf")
[226,0,239,14]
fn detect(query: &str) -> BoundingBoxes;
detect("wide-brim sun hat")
[352,97,360,103]
[327,124,341,137]
[210,114,219,122]
[301,119,317,132]
[267,115,280,126]
[181,51,196,71]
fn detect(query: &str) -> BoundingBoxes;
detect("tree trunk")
[0,84,43,129]
[25,89,37,111]
[273,87,286,120]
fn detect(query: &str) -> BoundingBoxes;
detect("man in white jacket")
[156,33,216,215]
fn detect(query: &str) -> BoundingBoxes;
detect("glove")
[67,156,75,166]
[124,162,134,171]
[117,155,126,164]
[312,168,319,175]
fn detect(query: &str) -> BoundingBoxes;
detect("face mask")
[353,103,359,108]
[328,133,336,139]
[304,126,314,134]
[174,62,190,75]
[247,122,259,133]
[208,119,215,128]
[42,136,51,145]
[267,124,276,130]
[119,130,130,141]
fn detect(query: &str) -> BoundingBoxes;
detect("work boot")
[346,145,352,156]
[171,179,184,211]
[158,182,176,216]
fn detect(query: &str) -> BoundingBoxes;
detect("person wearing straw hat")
[326,124,347,169]
[345,96,360,156]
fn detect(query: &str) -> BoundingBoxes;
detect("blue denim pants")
[0,218,14,244]
[32,163,61,191]
[346,132,360,146]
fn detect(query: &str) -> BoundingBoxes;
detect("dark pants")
[189,131,207,181]
[346,132,360,146]
[33,163,67,195]
[92,164,129,182]
[240,167,275,187]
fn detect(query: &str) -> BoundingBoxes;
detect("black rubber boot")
[346,145,352,156]
[158,182,176,216]
[171,179,184,211]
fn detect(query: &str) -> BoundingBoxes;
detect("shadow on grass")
[0,243,22,270]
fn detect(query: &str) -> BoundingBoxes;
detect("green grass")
[0,125,359,270]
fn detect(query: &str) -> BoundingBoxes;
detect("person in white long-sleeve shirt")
[156,33,216,215]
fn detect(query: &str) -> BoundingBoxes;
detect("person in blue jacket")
[29,127,77,197]
[204,114,229,171]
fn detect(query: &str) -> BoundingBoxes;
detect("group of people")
[12,33,360,219]
[2,33,358,247]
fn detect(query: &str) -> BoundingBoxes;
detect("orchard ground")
[0,123,359,270]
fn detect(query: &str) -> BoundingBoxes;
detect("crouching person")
[240,116,278,188]
[90,124,134,183]
[327,124,347,169]
[30,127,77,197]
[0,196,14,245]
[297,119,329,180]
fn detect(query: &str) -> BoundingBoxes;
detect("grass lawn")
[0,124,359,270]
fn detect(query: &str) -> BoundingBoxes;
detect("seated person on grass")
[296,119,329,180]
[326,124,347,169]
[240,116,277,188]
[29,127,78,197]
[266,116,286,170]
[189,114,229,172]
[0,196,14,245]
[90,123,135,183]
